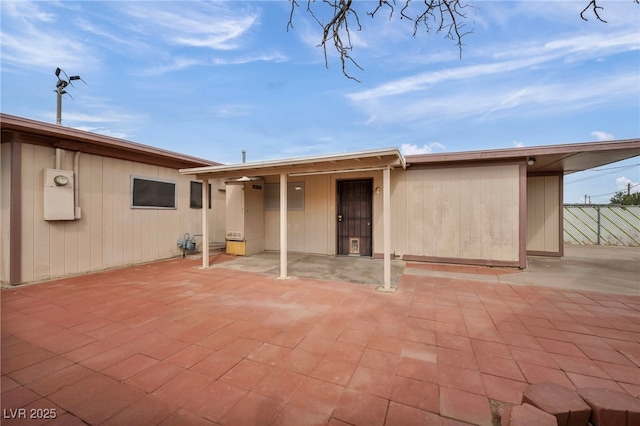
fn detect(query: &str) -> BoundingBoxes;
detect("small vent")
[226,231,244,241]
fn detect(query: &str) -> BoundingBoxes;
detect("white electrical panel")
[44,168,75,220]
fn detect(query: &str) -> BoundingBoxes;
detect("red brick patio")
[2,256,639,425]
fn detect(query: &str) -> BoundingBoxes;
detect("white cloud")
[349,72,638,125]
[0,21,95,71]
[120,2,258,51]
[212,52,288,65]
[139,57,206,76]
[348,30,639,103]
[209,104,253,118]
[401,142,445,155]
[1,1,57,23]
[591,131,614,141]
[512,141,525,147]
[346,27,639,126]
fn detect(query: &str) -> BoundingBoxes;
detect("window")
[190,181,212,209]
[265,182,305,211]
[131,176,176,209]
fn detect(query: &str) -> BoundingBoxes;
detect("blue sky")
[1,0,639,203]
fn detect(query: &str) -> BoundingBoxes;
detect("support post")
[202,178,210,268]
[597,206,601,245]
[280,173,288,279]
[383,166,391,290]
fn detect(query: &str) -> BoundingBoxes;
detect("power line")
[590,183,640,199]
[565,164,639,185]
[587,163,639,171]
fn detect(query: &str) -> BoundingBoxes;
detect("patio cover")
[180,148,406,291]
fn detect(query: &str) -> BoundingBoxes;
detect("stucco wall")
[391,164,521,263]
[13,144,224,284]
[527,175,561,253]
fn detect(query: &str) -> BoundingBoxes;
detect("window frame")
[130,175,177,209]
[190,181,212,209]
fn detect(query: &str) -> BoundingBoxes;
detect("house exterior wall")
[260,165,520,266]
[391,164,521,265]
[4,143,224,285]
[263,171,384,255]
[1,142,10,283]
[527,175,561,255]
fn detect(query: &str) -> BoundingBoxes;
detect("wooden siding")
[527,175,560,253]
[392,164,520,262]
[264,171,384,255]
[1,143,10,283]
[262,166,519,263]
[17,144,224,284]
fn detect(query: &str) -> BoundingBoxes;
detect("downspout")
[74,151,81,219]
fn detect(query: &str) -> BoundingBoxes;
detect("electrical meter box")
[44,168,75,221]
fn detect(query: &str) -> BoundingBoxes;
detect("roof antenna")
[242,150,246,163]
[54,67,86,125]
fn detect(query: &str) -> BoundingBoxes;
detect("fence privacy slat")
[564,205,640,246]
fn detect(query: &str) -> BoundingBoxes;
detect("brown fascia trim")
[1,113,218,169]
[402,254,521,269]
[406,158,523,170]
[406,138,640,165]
[527,250,562,257]
[527,171,564,177]
[10,135,22,285]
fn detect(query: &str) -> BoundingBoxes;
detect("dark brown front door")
[337,179,373,256]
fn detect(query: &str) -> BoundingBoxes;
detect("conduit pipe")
[55,148,62,169]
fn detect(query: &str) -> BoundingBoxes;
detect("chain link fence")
[564,205,640,246]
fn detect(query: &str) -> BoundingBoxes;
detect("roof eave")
[180,147,405,179]
[1,113,217,169]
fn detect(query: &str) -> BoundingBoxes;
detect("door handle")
[338,214,343,222]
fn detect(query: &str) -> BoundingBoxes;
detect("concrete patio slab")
[406,244,640,296]
[2,252,639,425]
[209,252,406,288]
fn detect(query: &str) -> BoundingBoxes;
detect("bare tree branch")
[288,0,469,81]
[581,0,639,22]
[288,0,638,81]
[580,0,608,22]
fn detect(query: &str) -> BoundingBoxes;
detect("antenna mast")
[55,67,84,125]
